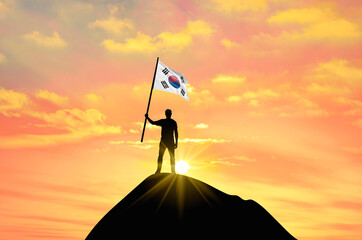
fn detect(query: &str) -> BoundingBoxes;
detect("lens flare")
[175,160,190,174]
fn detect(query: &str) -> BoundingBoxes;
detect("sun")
[175,160,190,174]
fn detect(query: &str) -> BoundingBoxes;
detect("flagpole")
[141,57,159,142]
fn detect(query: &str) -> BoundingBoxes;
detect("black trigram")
[180,76,185,83]
[161,81,169,89]
[181,88,185,96]
[162,68,169,75]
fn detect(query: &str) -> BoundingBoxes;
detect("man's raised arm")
[145,114,156,125]
[145,114,163,126]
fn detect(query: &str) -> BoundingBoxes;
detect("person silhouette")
[145,109,178,174]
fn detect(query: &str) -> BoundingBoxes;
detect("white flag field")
[154,61,189,101]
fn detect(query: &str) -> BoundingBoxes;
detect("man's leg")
[156,142,166,173]
[168,145,176,173]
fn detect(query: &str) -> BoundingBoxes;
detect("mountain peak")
[86,173,296,239]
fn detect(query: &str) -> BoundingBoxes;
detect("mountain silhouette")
[86,173,296,239]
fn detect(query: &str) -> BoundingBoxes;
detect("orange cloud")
[0,131,113,148]
[101,20,212,54]
[209,0,267,14]
[305,59,362,98]
[88,6,133,34]
[102,32,158,54]
[109,140,156,150]
[248,99,259,107]
[134,121,159,131]
[219,155,256,162]
[0,110,121,148]
[194,154,256,168]
[27,108,107,130]
[220,38,241,48]
[156,31,193,51]
[221,80,334,118]
[306,83,350,96]
[264,7,361,43]
[179,138,231,144]
[212,74,245,83]
[301,20,361,41]
[35,90,69,106]
[85,93,103,104]
[23,31,67,48]
[226,88,280,103]
[0,87,29,117]
[107,137,230,151]
[184,20,213,36]
[335,97,362,116]
[267,7,334,24]
[194,123,208,129]
[242,89,280,99]
[276,94,330,118]
[311,59,362,83]
[0,88,121,148]
[0,52,6,64]
[335,97,362,108]
[226,95,241,102]
[187,85,216,107]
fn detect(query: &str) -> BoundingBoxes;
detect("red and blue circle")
[168,75,181,89]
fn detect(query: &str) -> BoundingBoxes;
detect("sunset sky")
[0,0,361,239]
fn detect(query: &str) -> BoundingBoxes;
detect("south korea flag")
[154,61,189,101]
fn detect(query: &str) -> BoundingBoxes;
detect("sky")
[0,0,361,239]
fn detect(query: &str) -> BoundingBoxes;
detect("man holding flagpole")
[145,109,178,174]
[141,57,188,173]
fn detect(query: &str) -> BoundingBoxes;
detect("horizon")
[1,1,361,239]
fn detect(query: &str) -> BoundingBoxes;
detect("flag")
[154,61,189,101]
